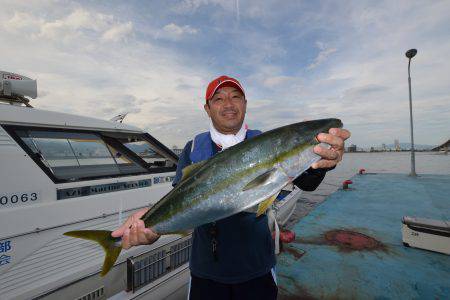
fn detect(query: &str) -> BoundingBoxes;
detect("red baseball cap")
[205,75,245,102]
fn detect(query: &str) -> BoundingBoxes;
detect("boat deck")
[277,173,450,299]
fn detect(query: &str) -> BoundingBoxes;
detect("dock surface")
[278,173,450,299]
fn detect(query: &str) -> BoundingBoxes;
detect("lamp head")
[405,49,417,59]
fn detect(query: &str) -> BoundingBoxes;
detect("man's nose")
[222,95,234,108]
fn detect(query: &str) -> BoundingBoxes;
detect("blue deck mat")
[277,173,450,299]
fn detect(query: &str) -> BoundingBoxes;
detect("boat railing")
[126,235,192,293]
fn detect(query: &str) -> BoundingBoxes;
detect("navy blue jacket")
[172,130,328,284]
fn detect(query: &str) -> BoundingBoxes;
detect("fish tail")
[64,230,122,276]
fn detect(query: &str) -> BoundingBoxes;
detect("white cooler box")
[402,216,450,255]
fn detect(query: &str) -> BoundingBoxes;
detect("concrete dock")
[277,173,450,299]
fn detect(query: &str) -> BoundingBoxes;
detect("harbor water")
[285,151,450,229]
[329,151,450,177]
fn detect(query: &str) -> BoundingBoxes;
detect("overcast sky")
[1,0,449,148]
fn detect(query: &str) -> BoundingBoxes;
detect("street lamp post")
[406,48,417,177]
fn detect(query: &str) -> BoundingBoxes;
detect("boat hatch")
[77,286,105,300]
[3,125,177,183]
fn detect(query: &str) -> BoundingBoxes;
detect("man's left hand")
[311,128,351,169]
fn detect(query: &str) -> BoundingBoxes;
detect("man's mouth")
[222,111,237,118]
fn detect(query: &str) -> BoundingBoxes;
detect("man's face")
[204,86,247,134]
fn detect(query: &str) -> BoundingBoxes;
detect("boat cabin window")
[15,130,148,181]
[6,127,177,183]
[123,139,166,166]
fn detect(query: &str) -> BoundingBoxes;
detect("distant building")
[370,147,375,152]
[394,139,400,151]
[347,144,357,152]
[382,143,387,151]
[171,146,183,156]
[432,139,450,153]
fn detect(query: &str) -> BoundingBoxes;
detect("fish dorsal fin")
[256,192,279,217]
[243,168,277,191]
[181,160,207,182]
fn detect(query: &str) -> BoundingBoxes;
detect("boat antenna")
[110,113,129,123]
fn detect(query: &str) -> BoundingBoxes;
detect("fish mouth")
[291,118,343,144]
[318,118,343,139]
[313,118,342,129]
[332,118,343,129]
[319,118,343,131]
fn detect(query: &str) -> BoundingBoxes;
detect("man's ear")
[204,103,211,118]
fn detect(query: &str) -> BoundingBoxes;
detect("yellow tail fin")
[64,230,122,276]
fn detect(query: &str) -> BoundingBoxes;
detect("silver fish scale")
[153,167,289,233]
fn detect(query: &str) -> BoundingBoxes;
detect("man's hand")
[312,128,351,169]
[111,208,160,249]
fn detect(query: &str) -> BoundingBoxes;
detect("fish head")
[288,118,343,146]
[262,118,343,156]
[272,118,343,177]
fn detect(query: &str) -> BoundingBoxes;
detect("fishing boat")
[0,71,300,299]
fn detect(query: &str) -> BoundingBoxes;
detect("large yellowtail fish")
[64,118,343,276]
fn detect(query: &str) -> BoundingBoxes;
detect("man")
[112,75,350,299]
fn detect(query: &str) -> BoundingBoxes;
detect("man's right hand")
[111,208,160,249]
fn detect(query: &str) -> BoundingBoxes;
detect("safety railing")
[126,235,192,293]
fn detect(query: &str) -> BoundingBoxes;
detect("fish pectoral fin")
[181,160,207,182]
[64,230,122,277]
[243,168,277,191]
[256,192,279,217]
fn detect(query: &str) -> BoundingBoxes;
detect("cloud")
[0,3,212,147]
[4,11,42,34]
[102,22,133,42]
[3,8,131,46]
[307,42,337,70]
[160,23,198,40]
[262,76,296,88]
[342,84,390,99]
[38,9,111,39]
[173,0,233,14]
